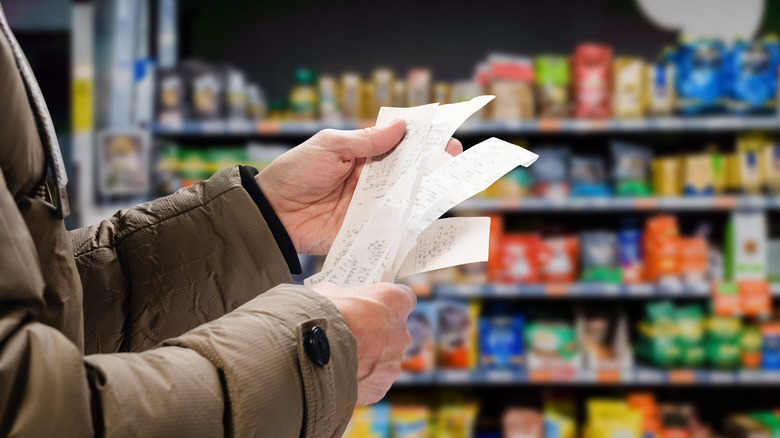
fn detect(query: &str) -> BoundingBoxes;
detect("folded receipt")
[305,96,538,287]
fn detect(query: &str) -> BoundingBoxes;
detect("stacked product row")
[401,298,780,376]
[345,393,780,438]
[154,37,780,125]
[479,134,780,200]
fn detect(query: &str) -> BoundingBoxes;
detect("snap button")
[304,326,330,366]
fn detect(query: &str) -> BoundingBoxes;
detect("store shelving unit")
[434,283,780,299]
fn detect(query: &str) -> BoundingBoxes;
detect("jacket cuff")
[162,284,358,438]
[239,165,302,275]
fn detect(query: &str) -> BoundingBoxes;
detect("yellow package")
[436,403,479,438]
[586,400,642,438]
[340,73,363,122]
[707,146,726,194]
[393,80,407,107]
[737,134,767,194]
[391,406,431,438]
[763,140,780,194]
[372,68,395,112]
[652,157,680,196]
[612,57,646,118]
[724,153,742,193]
[344,404,391,438]
[545,398,577,438]
[681,154,714,195]
[433,82,451,104]
[438,301,480,369]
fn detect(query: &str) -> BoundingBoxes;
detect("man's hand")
[310,282,415,407]
[256,119,463,254]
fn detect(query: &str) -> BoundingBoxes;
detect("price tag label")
[708,371,735,384]
[634,198,659,210]
[635,369,664,383]
[439,370,472,384]
[538,119,562,132]
[544,284,569,297]
[596,369,621,383]
[529,370,553,382]
[486,369,515,383]
[668,370,695,384]
[713,197,737,209]
[257,121,281,134]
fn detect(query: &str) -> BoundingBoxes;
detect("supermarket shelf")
[395,369,780,386]
[433,283,780,299]
[151,116,780,137]
[454,196,780,212]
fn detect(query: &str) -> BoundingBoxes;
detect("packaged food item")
[245,83,266,120]
[344,403,391,438]
[677,236,708,287]
[646,52,676,116]
[725,212,767,281]
[207,147,247,174]
[652,157,681,196]
[540,235,579,283]
[643,215,680,283]
[749,412,780,438]
[570,156,610,197]
[572,43,613,119]
[585,399,643,438]
[318,75,340,122]
[737,133,768,193]
[373,68,395,112]
[361,82,375,120]
[451,81,483,104]
[768,240,780,282]
[503,408,543,438]
[223,68,247,121]
[544,396,577,438]
[611,142,652,196]
[407,68,432,107]
[488,54,535,121]
[675,39,727,114]
[530,147,570,198]
[681,154,715,195]
[487,167,533,198]
[762,323,780,370]
[637,301,680,368]
[580,231,620,283]
[288,68,318,121]
[436,403,479,438]
[525,317,578,369]
[763,140,780,194]
[393,80,407,107]
[708,146,727,194]
[612,57,646,118]
[486,214,504,282]
[479,312,524,368]
[341,72,363,121]
[579,305,632,370]
[433,82,451,104]
[618,221,643,284]
[535,56,569,118]
[181,60,225,120]
[156,68,185,123]
[391,406,432,438]
[659,404,694,438]
[403,302,437,372]
[438,301,480,369]
[724,415,772,438]
[627,393,660,438]
[497,234,546,283]
[706,315,742,369]
[741,324,763,369]
[727,38,779,114]
[97,132,151,196]
[675,305,705,367]
[266,98,286,121]
[724,152,743,193]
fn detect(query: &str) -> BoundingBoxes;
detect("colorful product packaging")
[544,397,577,438]
[318,75,340,122]
[646,54,676,116]
[612,57,646,118]
[611,141,652,197]
[579,231,621,283]
[436,403,479,438]
[741,324,763,369]
[637,301,680,368]
[403,302,437,373]
[674,39,727,114]
[681,154,715,195]
[344,403,391,438]
[643,215,680,283]
[391,406,432,438]
[677,237,708,286]
[535,55,570,118]
[762,323,780,370]
[497,234,546,283]
[706,314,742,369]
[488,54,535,121]
[572,43,613,119]
[340,72,363,121]
[530,147,570,199]
[503,409,544,438]
[525,317,579,369]
[407,68,432,107]
[675,305,706,368]
[540,235,579,283]
[570,156,610,197]
[585,399,643,438]
[288,68,318,121]
[618,222,643,284]
[438,301,480,369]
[727,38,779,114]
[652,157,681,196]
[725,212,767,281]
[479,313,524,369]
[737,133,768,194]
[763,140,780,194]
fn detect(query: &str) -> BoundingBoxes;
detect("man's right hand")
[310,282,415,407]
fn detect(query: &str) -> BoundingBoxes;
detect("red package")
[497,234,545,283]
[540,235,579,283]
[643,215,680,282]
[572,43,612,119]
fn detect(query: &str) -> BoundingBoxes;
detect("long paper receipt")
[305,95,538,287]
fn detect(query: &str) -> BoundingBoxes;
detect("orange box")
[739,280,772,318]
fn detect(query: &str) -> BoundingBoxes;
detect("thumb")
[331,118,406,160]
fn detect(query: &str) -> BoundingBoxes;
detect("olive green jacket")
[0,5,357,437]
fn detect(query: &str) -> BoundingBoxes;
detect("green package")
[208,147,248,174]
[706,315,743,369]
[534,56,569,118]
[751,412,780,438]
[178,147,211,182]
[676,305,705,346]
[525,321,577,361]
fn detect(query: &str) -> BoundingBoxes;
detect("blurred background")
[5,0,780,436]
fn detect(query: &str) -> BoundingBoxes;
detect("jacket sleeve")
[70,165,295,354]
[1,165,358,437]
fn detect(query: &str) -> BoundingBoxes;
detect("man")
[0,5,462,437]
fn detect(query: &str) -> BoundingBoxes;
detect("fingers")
[371,282,417,314]
[445,137,463,157]
[322,118,407,160]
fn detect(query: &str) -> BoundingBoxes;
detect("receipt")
[396,217,491,279]
[306,96,537,287]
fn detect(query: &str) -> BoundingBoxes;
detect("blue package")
[675,39,727,114]
[728,38,779,114]
[617,224,642,279]
[762,326,780,370]
[479,314,524,368]
[570,156,611,197]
